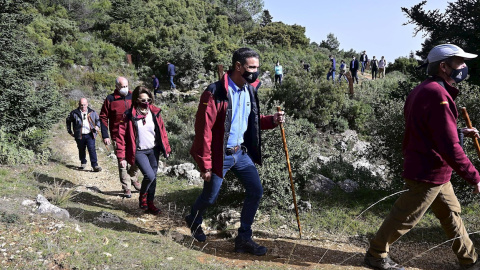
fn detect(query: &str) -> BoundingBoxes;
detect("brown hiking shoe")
[131,180,141,191]
[364,252,405,270]
[93,166,102,172]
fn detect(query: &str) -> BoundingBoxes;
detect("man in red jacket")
[365,44,480,270]
[186,48,285,256]
[100,77,140,198]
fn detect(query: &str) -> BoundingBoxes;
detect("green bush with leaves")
[0,0,65,164]
[220,115,319,209]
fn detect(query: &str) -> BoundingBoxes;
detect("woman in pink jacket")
[116,86,171,215]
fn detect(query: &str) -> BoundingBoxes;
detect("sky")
[262,0,450,63]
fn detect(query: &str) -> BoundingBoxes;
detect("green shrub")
[220,115,319,209]
[268,71,348,130]
[318,156,385,190]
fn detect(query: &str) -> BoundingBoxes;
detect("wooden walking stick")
[461,107,480,159]
[276,106,302,238]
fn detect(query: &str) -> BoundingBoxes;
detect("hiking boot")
[234,236,267,256]
[185,215,206,242]
[146,201,161,215]
[80,163,87,170]
[131,180,141,191]
[139,193,147,209]
[124,189,132,198]
[93,166,102,172]
[364,252,404,270]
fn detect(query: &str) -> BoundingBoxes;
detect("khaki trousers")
[113,141,139,191]
[379,67,385,78]
[368,179,477,265]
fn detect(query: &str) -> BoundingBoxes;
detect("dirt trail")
[51,130,457,270]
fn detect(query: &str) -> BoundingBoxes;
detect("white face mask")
[119,87,128,96]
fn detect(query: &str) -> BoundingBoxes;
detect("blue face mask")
[449,65,469,83]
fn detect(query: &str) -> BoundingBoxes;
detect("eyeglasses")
[138,98,152,103]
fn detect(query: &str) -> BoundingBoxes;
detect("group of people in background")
[345,51,387,84]
[65,44,480,270]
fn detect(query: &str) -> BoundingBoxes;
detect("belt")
[225,145,243,155]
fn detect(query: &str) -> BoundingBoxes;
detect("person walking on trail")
[378,56,387,78]
[337,60,348,83]
[66,98,102,172]
[167,61,176,89]
[301,60,310,72]
[327,55,336,83]
[152,75,161,98]
[360,50,369,75]
[364,44,480,270]
[371,56,379,80]
[349,56,359,84]
[100,77,140,198]
[274,61,283,85]
[186,47,285,256]
[116,86,171,215]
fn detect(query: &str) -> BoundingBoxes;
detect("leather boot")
[146,201,161,215]
[139,193,147,209]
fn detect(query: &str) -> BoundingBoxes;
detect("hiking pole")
[276,106,302,238]
[461,107,480,159]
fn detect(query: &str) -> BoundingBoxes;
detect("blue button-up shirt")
[227,76,251,148]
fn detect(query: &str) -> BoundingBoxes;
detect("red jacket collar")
[132,104,161,117]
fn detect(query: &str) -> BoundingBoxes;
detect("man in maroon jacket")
[365,44,480,270]
[100,77,140,198]
[186,48,285,256]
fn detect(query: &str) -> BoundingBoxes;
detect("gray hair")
[427,57,454,76]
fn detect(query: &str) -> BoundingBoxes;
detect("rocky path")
[48,129,458,270]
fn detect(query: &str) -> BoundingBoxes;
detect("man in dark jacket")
[349,56,359,84]
[327,55,336,83]
[152,74,161,98]
[100,77,140,198]
[186,48,285,256]
[365,44,480,270]
[66,98,102,172]
[360,50,368,75]
[167,61,176,89]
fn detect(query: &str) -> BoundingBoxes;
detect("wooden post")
[346,71,354,97]
[126,54,132,65]
[217,65,224,80]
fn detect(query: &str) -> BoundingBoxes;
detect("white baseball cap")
[427,44,477,62]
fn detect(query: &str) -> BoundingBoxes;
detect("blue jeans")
[361,62,367,73]
[135,147,160,201]
[189,150,263,239]
[75,133,98,167]
[327,70,335,82]
[169,76,175,89]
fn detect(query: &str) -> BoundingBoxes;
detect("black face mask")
[242,70,259,84]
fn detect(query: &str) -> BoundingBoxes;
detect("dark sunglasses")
[138,98,152,103]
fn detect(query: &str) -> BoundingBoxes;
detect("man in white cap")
[364,44,480,270]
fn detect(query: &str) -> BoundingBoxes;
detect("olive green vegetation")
[4,0,480,266]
